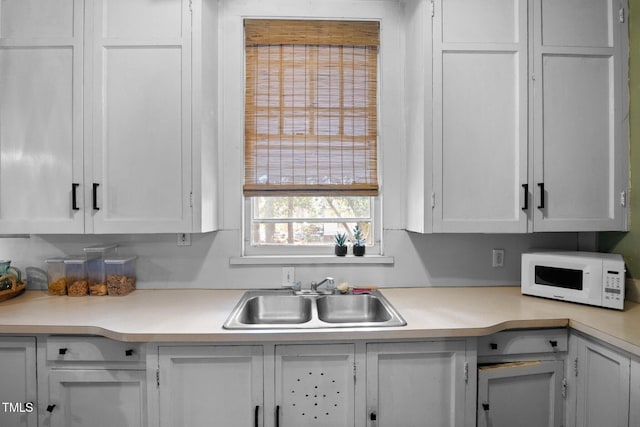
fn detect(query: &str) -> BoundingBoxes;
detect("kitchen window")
[243,19,381,255]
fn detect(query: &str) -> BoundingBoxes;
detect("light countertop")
[0,287,638,356]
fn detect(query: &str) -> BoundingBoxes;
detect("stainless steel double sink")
[223,290,406,329]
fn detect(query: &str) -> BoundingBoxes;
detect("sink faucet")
[310,277,335,292]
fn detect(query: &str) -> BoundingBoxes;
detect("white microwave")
[521,251,625,310]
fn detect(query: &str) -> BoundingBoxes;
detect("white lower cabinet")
[0,337,37,427]
[478,361,564,427]
[157,345,263,427]
[476,329,568,427]
[39,336,147,427]
[569,334,631,427]
[47,369,146,427]
[366,341,472,427]
[275,344,355,427]
[155,344,352,427]
[630,358,640,427]
[152,340,472,427]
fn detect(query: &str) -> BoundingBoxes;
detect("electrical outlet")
[492,249,505,268]
[177,233,191,246]
[282,267,295,286]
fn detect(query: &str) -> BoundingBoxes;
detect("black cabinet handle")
[482,403,490,411]
[125,349,134,356]
[370,411,377,420]
[275,405,280,427]
[92,183,100,210]
[58,348,68,355]
[46,404,56,413]
[255,405,259,427]
[490,343,498,350]
[538,183,545,209]
[72,183,80,211]
[521,184,528,211]
[549,340,558,348]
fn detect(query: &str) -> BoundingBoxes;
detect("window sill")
[229,255,394,265]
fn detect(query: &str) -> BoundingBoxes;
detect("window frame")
[241,18,383,257]
[243,194,382,256]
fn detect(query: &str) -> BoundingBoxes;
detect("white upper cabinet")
[409,0,628,233]
[0,0,84,234]
[531,0,628,232]
[405,0,434,234]
[85,0,192,233]
[0,0,218,234]
[432,0,528,233]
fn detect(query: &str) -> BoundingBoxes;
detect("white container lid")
[104,256,137,264]
[64,257,88,265]
[84,244,118,256]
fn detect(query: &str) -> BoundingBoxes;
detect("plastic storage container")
[84,244,118,296]
[64,257,89,297]
[46,258,66,296]
[104,256,137,296]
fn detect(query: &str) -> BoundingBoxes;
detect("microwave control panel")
[602,264,625,310]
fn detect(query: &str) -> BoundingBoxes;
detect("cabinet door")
[0,337,37,427]
[47,369,146,427]
[531,0,628,231]
[631,358,640,427]
[575,337,629,427]
[86,0,192,233]
[478,361,564,427]
[158,346,263,427]
[0,0,84,233]
[432,0,528,233]
[366,341,469,427]
[405,0,434,234]
[275,344,355,427]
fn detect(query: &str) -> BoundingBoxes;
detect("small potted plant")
[334,232,348,256]
[352,225,366,256]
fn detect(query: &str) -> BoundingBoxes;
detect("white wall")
[0,0,583,290]
[0,230,581,290]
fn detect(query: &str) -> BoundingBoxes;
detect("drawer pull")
[549,340,558,349]
[125,349,134,356]
[46,404,56,413]
[490,343,498,350]
[482,403,490,411]
[58,348,68,355]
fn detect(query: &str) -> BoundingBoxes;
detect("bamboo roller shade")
[244,19,380,196]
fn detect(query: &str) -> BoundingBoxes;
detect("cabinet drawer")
[478,329,568,356]
[46,336,142,362]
